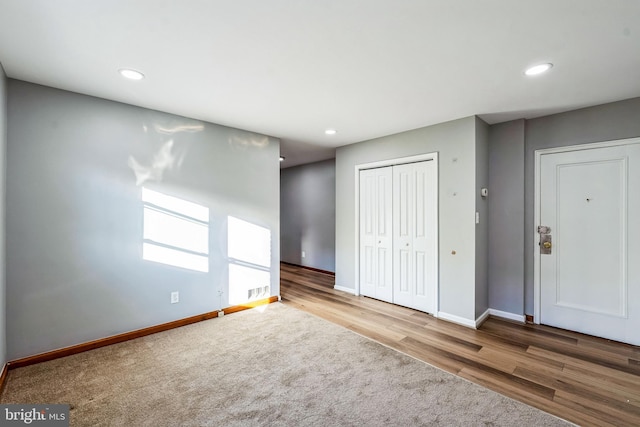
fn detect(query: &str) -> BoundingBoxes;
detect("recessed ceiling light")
[325,129,337,135]
[524,63,553,76]
[279,156,285,162]
[119,68,145,80]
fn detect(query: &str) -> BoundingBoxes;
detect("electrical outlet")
[171,291,179,304]
[302,251,306,258]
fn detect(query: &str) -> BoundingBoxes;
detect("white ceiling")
[1,1,639,168]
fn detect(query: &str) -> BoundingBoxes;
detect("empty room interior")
[0,1,639,426]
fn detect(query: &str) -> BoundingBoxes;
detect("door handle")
[543,241,552,249]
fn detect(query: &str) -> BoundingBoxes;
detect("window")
[142,187,209,272]
[227,216,271,305]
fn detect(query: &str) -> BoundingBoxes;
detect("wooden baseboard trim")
[7,296,279,370]
[222,295,279,315]
[281,261,335,276]
[0,363,8,393]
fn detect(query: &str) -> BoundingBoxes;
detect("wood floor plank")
[460,367,612,427]
[577,337,640,359]
[553,391,634,427]
[514,365,640,417]
[390,334,463,375]
[527,345,640,381]
[561,364,640,398]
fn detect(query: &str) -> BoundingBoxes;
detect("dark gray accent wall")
[0,64,7,368]
[6,80,280,360]
[523,97,640,314]
[474,117,489,318]
[280,159,336,272]
[488,119,525,315]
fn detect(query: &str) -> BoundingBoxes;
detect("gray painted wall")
[488,119,525,315]
[336,116,479,321]
[280,159,336,272]
[6,80,280,360]
[0,64,6,369]
[523,97,640,314]
[474,117,489,318]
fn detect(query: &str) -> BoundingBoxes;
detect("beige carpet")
[1,303,570,426]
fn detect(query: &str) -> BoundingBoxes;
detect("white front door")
[359,167,393,303]
[538,140,640,345]
[392,161,437,313]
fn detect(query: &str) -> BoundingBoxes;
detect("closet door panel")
[393,165,414,307]
[359,167,392,303]
[359,171,377,298]
[393,161,437,313]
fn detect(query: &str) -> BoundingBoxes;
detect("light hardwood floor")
[280,263,640,427]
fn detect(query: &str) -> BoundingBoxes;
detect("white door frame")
[533,136,640,324]
[354,152,439,314]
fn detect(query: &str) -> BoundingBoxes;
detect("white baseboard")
[437,311,476,329]
[488,309,526,323]
[475,309,491,328]
[334,285,357,295]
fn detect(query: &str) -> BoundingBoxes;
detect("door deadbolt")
[540,234,552,255]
